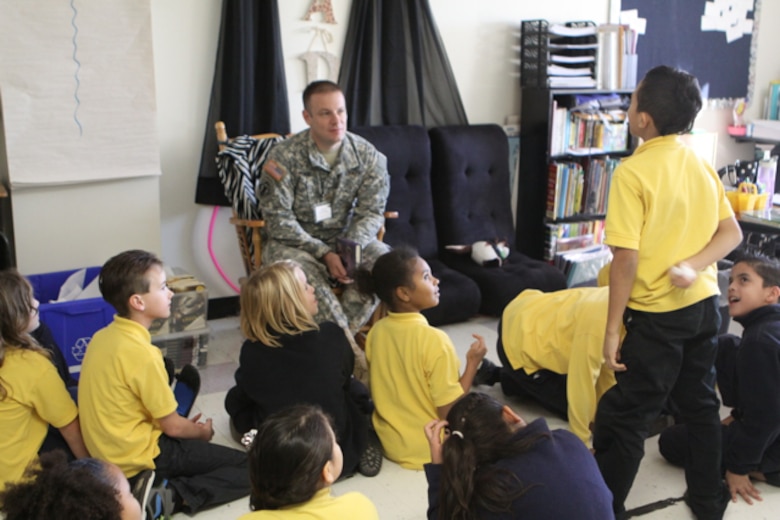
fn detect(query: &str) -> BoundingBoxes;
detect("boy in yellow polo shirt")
[79,250,249,515]
[593,66,743,520]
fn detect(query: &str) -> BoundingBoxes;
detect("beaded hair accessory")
[450,430,464,439]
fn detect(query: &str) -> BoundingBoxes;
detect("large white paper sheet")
[0,0,161,186]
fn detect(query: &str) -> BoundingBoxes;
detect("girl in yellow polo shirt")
[0,270,89,496]
[240,404,378,519]
[355,246,488,469]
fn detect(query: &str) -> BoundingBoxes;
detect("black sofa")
[351,125,481,326]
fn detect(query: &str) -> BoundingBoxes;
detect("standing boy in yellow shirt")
[594,66,743,520]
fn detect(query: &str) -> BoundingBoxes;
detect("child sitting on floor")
[0,270,89,495]
[78,249,249,515]
[0,450,142,520]
[424,392,614,519]
[239,404,379,519]
[224,260,381,477]
[355,246,491,469]
[659,252,780,505]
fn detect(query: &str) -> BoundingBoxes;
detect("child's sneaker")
[146,479,175,520]
[474,358,501,386]
[129,469,155,520]
[358,429,383,477]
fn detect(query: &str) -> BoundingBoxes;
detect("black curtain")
[195,0,290,206]
[338,0,468,128]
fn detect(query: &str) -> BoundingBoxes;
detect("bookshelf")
[515,87,635,261]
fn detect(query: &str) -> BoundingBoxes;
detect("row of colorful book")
[550,104,629,156]
[545,157,620,220]
[543,219,605,261]
[553,244,612,287]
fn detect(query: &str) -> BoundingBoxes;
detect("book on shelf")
[544,219,606,261]
[335,237,362,277]
[748,119,780,142]
[767,80,780,121]
[554,244,612,287]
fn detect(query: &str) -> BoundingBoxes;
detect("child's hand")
[424,419,449,464]
[191,413,215,441]
[669,262,697,288]
[466,334,487,365]
[726,470,762,505]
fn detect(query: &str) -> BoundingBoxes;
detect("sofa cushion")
[351,125,481,325]
[430,125,567,315]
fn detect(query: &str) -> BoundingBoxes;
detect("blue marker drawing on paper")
[70,0,83,136]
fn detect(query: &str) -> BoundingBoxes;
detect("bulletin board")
[620,0,758,100]
[0,0,161,187]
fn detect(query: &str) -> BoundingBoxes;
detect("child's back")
[366,312,463,468]
[607,134,726,311]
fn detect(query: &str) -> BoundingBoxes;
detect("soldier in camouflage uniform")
[257,80,390,338]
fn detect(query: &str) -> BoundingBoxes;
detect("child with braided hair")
[423,392,613,520]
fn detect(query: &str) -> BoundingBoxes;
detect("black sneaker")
[358,430,383,477]
[682,482,729,520]
[129,469,155,520]
[474,358,501,386]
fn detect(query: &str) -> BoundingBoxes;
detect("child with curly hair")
[0,450,141,520]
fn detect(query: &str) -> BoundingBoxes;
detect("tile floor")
[181,315,779,520]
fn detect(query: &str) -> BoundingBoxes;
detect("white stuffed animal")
[470,240,510,267]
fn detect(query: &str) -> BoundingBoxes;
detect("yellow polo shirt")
[605,134,733,311]
[78,316,177,478]
[366,312,464,469]
[0,347,78,493]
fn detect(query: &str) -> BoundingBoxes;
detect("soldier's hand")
[323,252,351,283]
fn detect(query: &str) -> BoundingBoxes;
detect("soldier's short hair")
[303,80,343,113]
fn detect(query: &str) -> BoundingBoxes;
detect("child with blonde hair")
[0,269,88,494]
[356,246,490,469]
[225,260,381,477]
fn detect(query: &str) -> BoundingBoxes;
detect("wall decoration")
[620,0,758,101]
[300,28,339,83]
[0,0,161,186]
[303,0,337,24]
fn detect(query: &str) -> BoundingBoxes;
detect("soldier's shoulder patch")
[263,159,286,182]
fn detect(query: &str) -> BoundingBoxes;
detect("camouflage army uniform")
[257,129,390,334]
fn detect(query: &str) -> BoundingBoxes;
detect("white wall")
[152,0,618,299]
[11,0,778,294]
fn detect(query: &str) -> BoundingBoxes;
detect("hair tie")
[450,430,464,439]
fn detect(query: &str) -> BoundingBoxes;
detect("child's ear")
[321,459,337,486]
[129,294,144,313]
[395,285,411,303]
[767,285,780,304]
[501,405,526,428]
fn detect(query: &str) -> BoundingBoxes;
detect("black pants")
[593,296,724,519]
[659,334,780,477]
[154,435,250,514]
[496,318,568,419]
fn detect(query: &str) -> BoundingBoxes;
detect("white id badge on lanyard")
[314,203,332,223]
